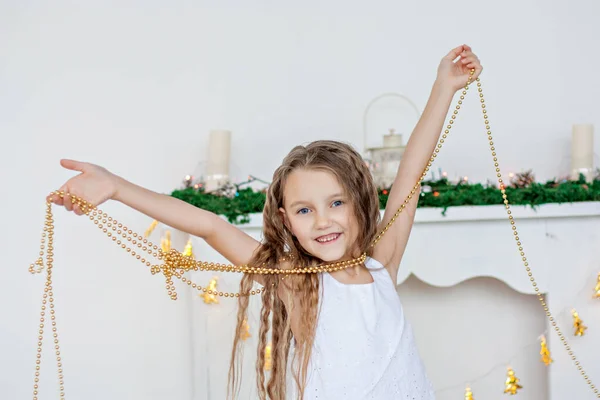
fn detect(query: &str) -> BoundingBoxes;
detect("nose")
[315,211,332,230]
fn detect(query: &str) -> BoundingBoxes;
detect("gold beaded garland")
[29,70,599,398]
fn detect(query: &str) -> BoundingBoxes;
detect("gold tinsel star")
[504,367,522,395]
[539,335,553,366]
[572,309,587,336]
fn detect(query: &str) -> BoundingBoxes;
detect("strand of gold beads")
[29,70,598,397]
[29,201,65,400]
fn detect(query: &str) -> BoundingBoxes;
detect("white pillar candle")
[205,129,231,191]
[381,132,405,186]
[570,124,594,181]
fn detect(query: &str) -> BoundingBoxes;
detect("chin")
[314,254,341,263]
[309,247,348,263]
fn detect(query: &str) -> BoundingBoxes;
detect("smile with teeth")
[316,233,341,243]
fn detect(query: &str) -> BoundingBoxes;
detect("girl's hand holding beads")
[47,159,119,216]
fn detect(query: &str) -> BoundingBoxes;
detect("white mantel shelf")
[235,201,600,227]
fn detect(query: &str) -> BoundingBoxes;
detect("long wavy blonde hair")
[227,140,381,399]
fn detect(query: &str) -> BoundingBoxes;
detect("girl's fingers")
[445,45,466,60]
[461,54,482,70]
[73,203,83,216]
[55,185,67,206]
[470,64,483,80]
[467,63,482,73]
[60,159,86,173]
[64,192,73,211]
[53,193,63,206]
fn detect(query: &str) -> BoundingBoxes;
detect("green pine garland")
[170,175,600,224]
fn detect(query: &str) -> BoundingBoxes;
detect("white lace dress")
[286,257,435,400]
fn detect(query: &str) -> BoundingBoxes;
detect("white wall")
[1,1,599,399]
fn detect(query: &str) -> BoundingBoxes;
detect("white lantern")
[366,129,406,188]
[363,93,420,188]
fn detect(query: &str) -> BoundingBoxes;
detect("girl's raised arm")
[372,45,482,282]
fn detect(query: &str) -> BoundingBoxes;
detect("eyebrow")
[288,193,345,210]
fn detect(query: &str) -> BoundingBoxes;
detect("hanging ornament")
[593,273,600,299]
[465,385,474,400]
[539,335,553,366]
[572,309,587,336]
[264,343,272,371]
[160,230,171,253]
[144,219,159,238]
[183,238,194,258]
[201,277,219,304]
[240,318,251,341]
[503,367,522,395]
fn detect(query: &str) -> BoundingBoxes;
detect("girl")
[50,44,482,399]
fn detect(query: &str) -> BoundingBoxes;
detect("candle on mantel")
[570,124,594,182]
[383,129,404,148]
[381,129,405,182]
[205,129,231,191]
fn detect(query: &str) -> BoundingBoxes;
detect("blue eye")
[332,200,343,207]
[297,208,310,215]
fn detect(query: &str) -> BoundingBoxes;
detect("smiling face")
[279,168,360,262]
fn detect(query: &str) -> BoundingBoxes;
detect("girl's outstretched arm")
[50,159,264,285]
[114,175,262,270]
[372,44,483,282]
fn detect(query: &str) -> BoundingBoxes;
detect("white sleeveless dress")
[286,257,435,400]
